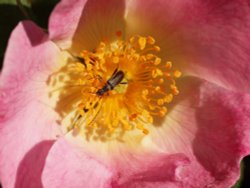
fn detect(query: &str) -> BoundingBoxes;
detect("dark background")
[0,1,249,187]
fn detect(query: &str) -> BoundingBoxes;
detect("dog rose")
[1,0,250,187]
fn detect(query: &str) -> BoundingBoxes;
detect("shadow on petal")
[14,140,55,188]
[21,21,47,46]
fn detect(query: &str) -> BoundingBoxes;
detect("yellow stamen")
[138,37,147,50]
[173,70,182,78]
[147,36,156,45]
[165,61,172,69]
[48,35,181,140]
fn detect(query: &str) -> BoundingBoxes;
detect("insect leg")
[120,82,128,84]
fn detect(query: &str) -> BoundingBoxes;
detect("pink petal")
[126,0,250,92]
[42,136,189,187]
[1,21,46,86]
[150,77,250,187]
[41,138,113,188]
[112,152,189,187]
[0,21,61,188]
[48,0,87,49]
[49,0,126,52]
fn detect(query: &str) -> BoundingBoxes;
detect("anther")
[138,37,147,50]
[173,70,182,78]
[147,36,155,45]
[53,34,181,138]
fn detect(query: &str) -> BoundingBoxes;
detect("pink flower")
[1,0,250,187]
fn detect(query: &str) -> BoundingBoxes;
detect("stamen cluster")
[49,35,181,140]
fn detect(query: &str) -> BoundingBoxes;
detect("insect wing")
[108,70,124,89]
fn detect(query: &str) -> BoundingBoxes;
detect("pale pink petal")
[70,0,126,53]
[48,0,87,48]
[41,138,113,188]
[0,21,61,188]
[126,0,250,92]
[49,0,126,52]
[149,77,250,187]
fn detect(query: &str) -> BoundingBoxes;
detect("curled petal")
[112,152,189,187]
[149,77,250,187]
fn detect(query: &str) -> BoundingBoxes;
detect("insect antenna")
[85,97,104,127]
[111,67,118,77]
[67,96,104,134]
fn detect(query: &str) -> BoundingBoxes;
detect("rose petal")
[1,21,46,86]
[70,0,126,53]
[182,80,250,187]
[0,21,61,187]
[112,152,189,187]
[126,0,250,92]
[50,127,191,188]
[42,135,190,188]
[48,0,87,49]
[49,0,127,52]
[148,77,250,187]
[41,138,113,188]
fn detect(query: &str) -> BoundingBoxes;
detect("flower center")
[49,35,181,140]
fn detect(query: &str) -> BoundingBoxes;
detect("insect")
[96,68,125,96]
[70,68,127,132]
